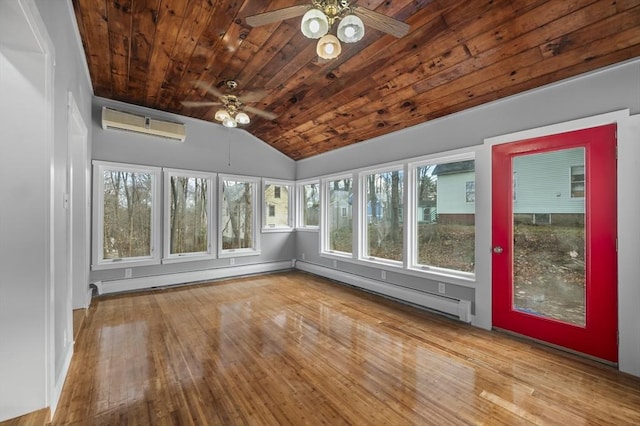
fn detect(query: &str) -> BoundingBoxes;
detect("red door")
[492,124,618,362]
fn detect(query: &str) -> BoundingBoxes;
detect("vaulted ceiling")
[72,0,640,160]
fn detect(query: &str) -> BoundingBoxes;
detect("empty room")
[1,0,640,424]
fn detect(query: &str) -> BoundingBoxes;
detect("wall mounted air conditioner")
[101,107,186,142]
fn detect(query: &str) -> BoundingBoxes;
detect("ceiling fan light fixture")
[235,112,250,125]
[317,34,341,59]
[301,9,329,39]
[215,109,231,122]
[337,14,364,43]
[223,117,237,128]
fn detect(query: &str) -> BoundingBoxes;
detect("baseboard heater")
[93,260,293,295]
[295,261,472,323]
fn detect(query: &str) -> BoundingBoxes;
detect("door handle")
[493,246,503,254]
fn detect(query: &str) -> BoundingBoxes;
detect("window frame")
[407,152,476,281]
[321,173,355,259]
[262,179,294,233]
[218,174,261,258]
[162,168,216,264]
[296,179,320,231]
[91,160,162,270]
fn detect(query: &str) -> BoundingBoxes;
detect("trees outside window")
[363,168,404,262]
[220,176,259,253]
[325,176,353,254]
[164,169,214,261]
[299,181,320,228]
[93,161,161,268]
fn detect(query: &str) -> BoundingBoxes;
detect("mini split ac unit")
[101,107,186,142]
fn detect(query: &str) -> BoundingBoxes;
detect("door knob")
[493,246,503,254]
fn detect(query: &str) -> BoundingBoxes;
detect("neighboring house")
[435,149,585,226]
[512,147,585,226]
[328,189,352,229]
[433,160,476,225]
[264,184,290,228]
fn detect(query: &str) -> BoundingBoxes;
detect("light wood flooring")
[46,271,640,425]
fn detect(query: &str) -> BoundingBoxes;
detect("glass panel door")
[492,124,617,362]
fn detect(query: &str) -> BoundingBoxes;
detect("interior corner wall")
[0,2,51,421]
[35,1,94,413]
[89,97,297,287]
[294,59,640,377]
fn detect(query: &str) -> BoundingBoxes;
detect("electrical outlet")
[125,268,132,278]
[230,258,235,265]
[381,270,386,280]
[438,282,446,294]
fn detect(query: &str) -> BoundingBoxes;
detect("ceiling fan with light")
[245,0,410,60]
[181,80,278,128]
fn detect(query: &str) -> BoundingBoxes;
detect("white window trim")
[218,174,261,257]
[262,178,294,233]
[407,151,477,280]
[358,164,405,268]
[91,160,161,270]
[296,179,320,231]
[162,168,217,264]
[321,173,355,258]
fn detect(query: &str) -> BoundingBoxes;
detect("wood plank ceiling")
[72,0,640,160]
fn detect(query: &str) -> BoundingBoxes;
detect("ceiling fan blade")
[245,4,310,28]
[352,6,410,38]
[192,80,225,99]
[181,100,222,108]
[238,89,268,103]
[244,105,278,120]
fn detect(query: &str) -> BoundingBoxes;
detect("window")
[324,176,353,254]
[412,158,475,274]
[465,181,475,202]
[92,161,161,269]
[571,165,585,198]
[219,175,260,255]
[163,169,215,262]
[263,180,293,231]
[362,167,404,263]
[298,181,320,228]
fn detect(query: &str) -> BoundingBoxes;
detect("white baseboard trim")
[296,261,473,323]
[50,342,73,418]
[97,261,293,295]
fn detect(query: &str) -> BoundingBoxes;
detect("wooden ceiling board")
[72,0,640,160]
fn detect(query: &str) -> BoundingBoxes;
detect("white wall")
[296,59,640,377]
[0,2,52,421]
[0,0,93,421]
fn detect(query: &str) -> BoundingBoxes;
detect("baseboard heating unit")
[295,261,472,323]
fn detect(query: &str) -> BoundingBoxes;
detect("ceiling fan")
[181,80,278,128]
[245,0,410,59]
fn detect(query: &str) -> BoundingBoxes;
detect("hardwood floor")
[51,271,640,425]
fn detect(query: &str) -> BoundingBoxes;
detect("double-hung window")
[263,180,294,231]
[323,175,353,255]
[297,180,320,229]
[92,161,161,269]
[360,166,404,264]
[410,155,475,276]
[219,175,260,256]
[163,169,215,262]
